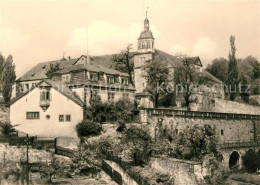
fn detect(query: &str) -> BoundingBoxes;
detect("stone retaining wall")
[150,157,204,185]
[0,143,52,164]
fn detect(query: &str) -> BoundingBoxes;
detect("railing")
[218,140,260,149]
[55,146,75,157]
[143,108,260,120]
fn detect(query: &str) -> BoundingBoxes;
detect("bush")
[123,127,152,166]
[86,97,134,123]
[76,120,101,137]
[248,98,260,106]
[175,124,218,161]
[0,122,17,136]
[116,120,126,132]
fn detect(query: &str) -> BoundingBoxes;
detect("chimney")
[67,56,71,61]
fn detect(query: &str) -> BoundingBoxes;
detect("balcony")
[39,100,50,111]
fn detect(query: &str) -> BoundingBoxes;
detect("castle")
[10,15,224,137]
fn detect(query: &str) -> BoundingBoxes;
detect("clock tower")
[134,11,155,108]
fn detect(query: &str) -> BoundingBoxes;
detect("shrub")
[4,169,21,181]
[76,120,101,137]
[123,127,152,166]
[248,98,260,106]
[175,124,218,161]
[0,122,17,136]
[86,97,134,123]
[116,120,126,132]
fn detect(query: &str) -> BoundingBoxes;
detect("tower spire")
[146,6,149,19]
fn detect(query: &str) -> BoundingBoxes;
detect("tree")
[45,63,60,79]
[239,56,260,96]
[174,57,201,110]
[123,127,152,166]
[76,119,101,137]
[175,124,218,161]
[227,35,239,101]
[239,76,250,103]
[241,56,260,79]
[0,54,4,82]
[1,55,16,103]
[143,56,169,108]
[206,57,228,83]
[113,44,134,85]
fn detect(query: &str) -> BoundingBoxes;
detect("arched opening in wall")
[242,149,258,173]
[229,151,240,169]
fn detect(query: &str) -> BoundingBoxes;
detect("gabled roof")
[55,56,129,76]
[10,80,84,107]
[16,58,78,82]
[153,49,203,68]
[201,70,222,84]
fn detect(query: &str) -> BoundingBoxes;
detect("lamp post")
[155,117,163,142]
[25,134,30,185]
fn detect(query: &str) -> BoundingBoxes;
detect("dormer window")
[90,73,98,81]
[107,76,115,84]
[121,77,129,85]
[62,74,71,83]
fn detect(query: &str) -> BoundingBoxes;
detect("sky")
[0,0,259,78]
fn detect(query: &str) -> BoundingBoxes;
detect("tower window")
[147,41,150,48]
[142,42,145,48]
[221,129,224,136]
[138,42,142,49]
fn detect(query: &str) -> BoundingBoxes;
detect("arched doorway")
[229,151,240,169]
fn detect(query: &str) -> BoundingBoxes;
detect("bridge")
[138,107,260,169]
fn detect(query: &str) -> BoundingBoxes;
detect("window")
[25,84,29,90]
[123,93,129,100]
[66,115,71,122]
[108,92,115,102]
[138,42,142,49]
[90,90,98,99]
[40,89,51,101]
[46,115,50,120]
[211,100,216,108]
[107,76,115,84]
[147,41,151,48]
[90,73,98,81]
[59,115,64,122]
[121,77,129,85]
[62,74,71,83]
[26,112,40,119]
[221,129,224,136]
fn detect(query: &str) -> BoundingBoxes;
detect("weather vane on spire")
[146,6,149,19]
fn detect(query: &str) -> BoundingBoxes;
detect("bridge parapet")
[142,108,260,120]
[218,140,260,149]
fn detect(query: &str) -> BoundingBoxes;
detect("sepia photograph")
[0,0,259,184]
